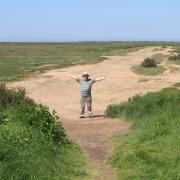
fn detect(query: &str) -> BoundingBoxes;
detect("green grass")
[169,43,180,65]
[174,82,180,87]
[106,88,180,179]
[132,65,166,76]
[0,85,93,180]
[170,59,180,65]
[172,43,180,53]
[169,55,180,65]
[0,42,146,82]
[1,41,176,82]
[152,53,168,64]
[0,119,90,180]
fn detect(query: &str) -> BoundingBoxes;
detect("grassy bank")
[0,42,170,82]
[0,84,92,180]
[106,87,180,179]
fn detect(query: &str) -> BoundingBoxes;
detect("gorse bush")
[0,83,34,111]
[106,87,180,179]
[0,84,68,145]
[141,57,157,67]
[15,104,69,144]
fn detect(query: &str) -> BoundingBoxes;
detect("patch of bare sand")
[9,47,180,180]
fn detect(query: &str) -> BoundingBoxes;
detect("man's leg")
[80,96,85,117]
[86,96,92,117]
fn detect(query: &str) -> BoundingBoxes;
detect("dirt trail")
[9,47,180,179]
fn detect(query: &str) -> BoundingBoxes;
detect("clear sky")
[0,0,180,42]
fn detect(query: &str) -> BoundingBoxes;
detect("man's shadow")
[80,114,106,119]
[92,114,105,118]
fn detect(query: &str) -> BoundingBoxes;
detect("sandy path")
[9,47,180,179]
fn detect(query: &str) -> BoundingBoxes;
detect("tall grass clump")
[106,88,180,179]
[0,84,90,180]
[141,57,157,67]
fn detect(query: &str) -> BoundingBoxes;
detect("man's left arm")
[95,77,105,82]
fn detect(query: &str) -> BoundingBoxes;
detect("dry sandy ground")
[9,47,180,179]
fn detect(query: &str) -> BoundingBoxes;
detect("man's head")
[82,72,89,81]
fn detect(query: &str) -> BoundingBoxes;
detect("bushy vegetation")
[0,83,34,111]
[106,88,180,179]
[141,57,157,68]
[0,84,91,179]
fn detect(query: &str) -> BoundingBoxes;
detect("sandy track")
[9,47,180,179]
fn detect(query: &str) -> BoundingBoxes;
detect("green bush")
[141,57,157,68]
[106,88,180,179]
[15,104,69,144]
[0,84,68,144]
[0,84,34,111]
[0,84,68,145]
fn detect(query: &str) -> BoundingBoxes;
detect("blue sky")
[0,0,180,42]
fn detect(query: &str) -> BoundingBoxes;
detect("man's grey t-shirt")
[76,78,96,96]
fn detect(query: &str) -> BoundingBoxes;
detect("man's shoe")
[80,115,85,118]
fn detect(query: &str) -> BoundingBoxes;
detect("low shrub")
[0,84,34,111]
[141,57,157,67]
[0,84,68,144]
[15,104,69,144]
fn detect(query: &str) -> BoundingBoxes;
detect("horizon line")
[0,40,180,43]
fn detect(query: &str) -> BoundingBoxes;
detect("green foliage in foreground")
[106,88,180,179]
[132,65,166,76]
[0,85,90,180]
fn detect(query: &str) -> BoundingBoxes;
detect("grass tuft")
[132,65,165,76]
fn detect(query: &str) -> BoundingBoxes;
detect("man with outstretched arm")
[68,72,105,118]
